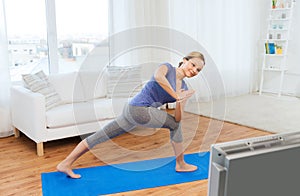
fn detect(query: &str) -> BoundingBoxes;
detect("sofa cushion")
[106,66,142,98]
[48,72,85,103]
[46,98,128,128]
[79,70,107,101]
[22,70,62,110]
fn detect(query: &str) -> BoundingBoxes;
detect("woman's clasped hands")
[176,89,195,103]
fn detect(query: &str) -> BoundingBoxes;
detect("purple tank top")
[129,63,188,107]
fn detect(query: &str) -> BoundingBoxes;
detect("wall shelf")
[270,8,292,11]
[259,0,295,97]
[263,67,288,71]
[265,39,288,42]
[264,54,286,57]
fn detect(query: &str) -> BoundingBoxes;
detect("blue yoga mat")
[42,152,210,196]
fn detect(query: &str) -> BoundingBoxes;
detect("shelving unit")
[259,0,296,96]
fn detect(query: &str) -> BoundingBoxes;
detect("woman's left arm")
[174,100,182,122]
[174,90,195,122]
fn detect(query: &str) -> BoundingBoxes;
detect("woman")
[57,51,205,178]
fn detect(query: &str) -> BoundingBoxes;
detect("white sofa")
[11,68,141,156]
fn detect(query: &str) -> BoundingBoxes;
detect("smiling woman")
[57,51,205,178]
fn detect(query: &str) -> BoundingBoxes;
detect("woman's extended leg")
[57,140,89,178]
[57,106,136,178]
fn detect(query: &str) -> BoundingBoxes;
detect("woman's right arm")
[154,64,179,100]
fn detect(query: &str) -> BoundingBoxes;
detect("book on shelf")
[265,42,276,54]
[269,43,275,54]
[265,42,270,54]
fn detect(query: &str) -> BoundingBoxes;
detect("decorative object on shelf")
[277,0,285,8]
[277,33,281,39]
[272,0,277,9]
[269,33,273,39]
[276,45,283,54]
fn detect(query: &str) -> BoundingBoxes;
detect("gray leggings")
[86,103,183,149]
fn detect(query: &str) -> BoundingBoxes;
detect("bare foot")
[57,161,81,179]
[176,162,198,172]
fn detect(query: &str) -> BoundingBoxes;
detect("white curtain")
[169,0,263,99]
[0,0,13,137]
[109,0,264,99]
[109,0,171,80]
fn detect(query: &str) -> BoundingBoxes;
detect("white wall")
[283,1,300,95]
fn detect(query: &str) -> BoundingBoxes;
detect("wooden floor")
[0,112,271,196]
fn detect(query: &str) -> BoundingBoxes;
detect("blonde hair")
[178,51,205,67]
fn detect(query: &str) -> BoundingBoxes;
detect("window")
[55,0,108,72]
[5,0,108,81]
[5,0,48,81]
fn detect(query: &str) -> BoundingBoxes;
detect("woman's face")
[182,57,205,78]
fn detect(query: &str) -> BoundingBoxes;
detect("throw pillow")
[106,66,142,98]
[22,71,62,110]
[78,71,107,100]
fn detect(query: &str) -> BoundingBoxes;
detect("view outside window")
[5,0,48,81]
[55,0,108,72]
[5,0,108,80]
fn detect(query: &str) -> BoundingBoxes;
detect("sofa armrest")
[11,86,47,143]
